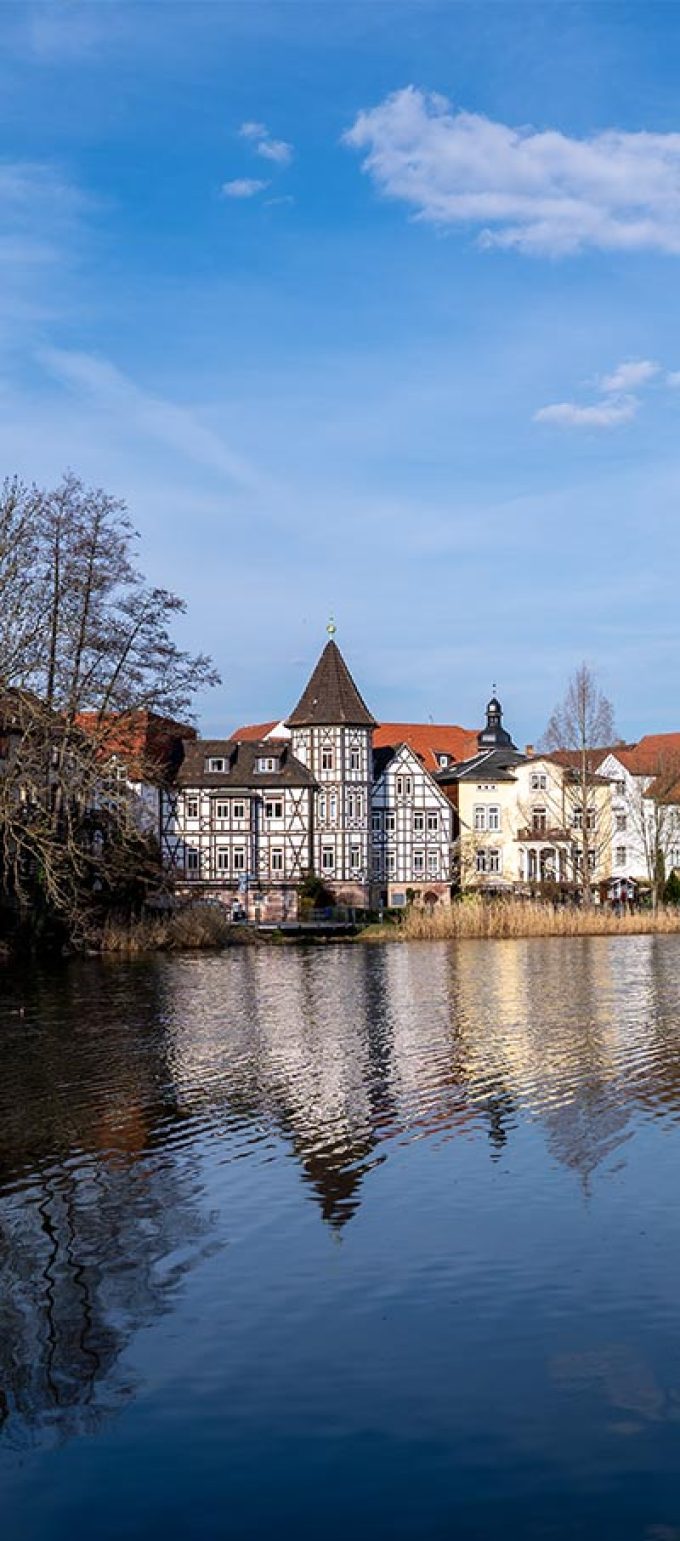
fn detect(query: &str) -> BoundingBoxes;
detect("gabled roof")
[172,737,315,789]
[286,641,376,728]
[548,745,633,773]
[229,720,281,742]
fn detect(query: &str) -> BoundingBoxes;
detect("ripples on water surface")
[3,937,680,1539]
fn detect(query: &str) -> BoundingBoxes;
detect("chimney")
[525,743,535,757]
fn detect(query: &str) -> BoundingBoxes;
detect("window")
[215,801,229,820]
[487,849,501,874]
[413,812,425,833]
[669,847,680,870]
[216,848,229,871]
[233,848,246,871]
[347,792,356,819]
[186,796,198,819]
[330,794,337,821]
[615,779,625,796]
[322,846,334,871]
[586,806,596,831]
[615,846,627,866]
[474,805,486,832]
[264,799,283,820]
[350,845,361,870]
[476,849,487,873]
[372,811,381,832]
[233,802,246,821]
[427,812,440,833]
[428,851,439,874]
[207,757,225,773]
[437,754,450,768]
[487,806,500,832]
[572,807,583,830]
[588,850,597,872]
[531,772,547,791]
[616,813,627,832]
[372,854,382,874]
[318,794,327,821]
[186,849,199,872]
[256,756,278,773]
[532,807,547,833]
[385,813,396,833]
[386,852,396,874]
[349,749,361,771]
[396,775,413,798]
[321,748,334,771]
[271,848,284,872]
[414,850,425,873]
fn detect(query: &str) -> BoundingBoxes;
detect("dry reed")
[100,904,240,953]
[364,896,680,943]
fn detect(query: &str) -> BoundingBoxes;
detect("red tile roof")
[230,720,281,741]
[76,710,196,781]
[374,723,479,772]
[230,718,478,771]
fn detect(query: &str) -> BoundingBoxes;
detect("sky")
[2,1,680,742]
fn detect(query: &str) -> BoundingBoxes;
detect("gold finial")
[326,615,337,637]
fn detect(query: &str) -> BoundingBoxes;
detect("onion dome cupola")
[477,687,516,750]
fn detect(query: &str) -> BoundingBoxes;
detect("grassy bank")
[361,896,680,942]
[100,906,251,953]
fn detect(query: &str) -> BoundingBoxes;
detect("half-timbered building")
[161,738,315,920]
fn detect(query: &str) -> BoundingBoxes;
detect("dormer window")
[437,754,450,768]
[256,756,278,773]
[207,757,225,773]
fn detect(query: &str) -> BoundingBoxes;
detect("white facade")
[372,743,453,903]
[290,722,372,893]
[599,752,680,884]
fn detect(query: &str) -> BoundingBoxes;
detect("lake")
[3,937,680,1540]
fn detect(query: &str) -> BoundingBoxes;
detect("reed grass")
[362,896,680,943]
[100,904,242,953]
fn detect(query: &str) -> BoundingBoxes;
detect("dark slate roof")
[286,641,377,728]
[172,738,316,789]
[436,747,527,784]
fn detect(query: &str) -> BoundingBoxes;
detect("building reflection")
[3,936,680,1445]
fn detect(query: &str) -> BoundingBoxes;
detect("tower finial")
[492,681,497,696]
[326,615,336,638]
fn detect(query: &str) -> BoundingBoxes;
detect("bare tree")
[541,664,616,904]
[0,472,219,942]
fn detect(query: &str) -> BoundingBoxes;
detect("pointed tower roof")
[286,640,377,728]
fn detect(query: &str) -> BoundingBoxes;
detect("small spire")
[492,681,497,696]
[326,615,337,638]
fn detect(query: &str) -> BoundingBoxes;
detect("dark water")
[3,939,680,1540]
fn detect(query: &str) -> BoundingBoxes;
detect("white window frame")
[233,847,246,872]
[186,796,199,819]
[216,848,230,871]
[264,799,283,821]
[321,748,334,772]
[321,845,335,871]
[413,812,425,833]
[474,805,486,832]
[270,848,284,872]
[233,802,246,821]
[487,806,500,832]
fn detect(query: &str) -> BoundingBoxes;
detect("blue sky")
[2,2,680,741]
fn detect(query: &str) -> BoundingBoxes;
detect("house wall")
[372,744,453,906]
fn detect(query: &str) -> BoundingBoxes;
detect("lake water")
[3,937,680,1540]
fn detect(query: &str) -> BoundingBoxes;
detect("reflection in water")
[2,935,680,1475]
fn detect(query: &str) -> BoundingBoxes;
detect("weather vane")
[327,615,337,637]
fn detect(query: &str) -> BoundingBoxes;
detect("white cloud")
[344,85,680,256]
[238,121,293,167]
[256,137,293,166]
[534,397,638,429]
[600,359,659,392]
[666,371,680,387]
[238,121,267,142]
[220,178,268,200]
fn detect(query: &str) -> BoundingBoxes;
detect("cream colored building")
[437,696,614,894]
